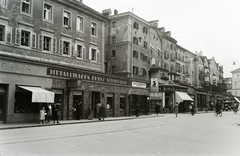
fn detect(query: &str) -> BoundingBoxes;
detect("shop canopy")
[234,97,240,103]
[18,86,55,103]
[175,91,194,103]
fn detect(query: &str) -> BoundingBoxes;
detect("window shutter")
[96,50,100,62]
[83,46,86,59]
[88,47,92,60]
[59,39,63,54]
[31,32,36,48]
[71,44,74,56]
[52,37,57,53]
[15,28,21,45]
[6,26,12,43]
[74,43,78,57]
[38,34,43,50]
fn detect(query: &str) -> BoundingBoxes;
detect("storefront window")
[107,93,114,110]
[120,94,126,110]
[14,91,39,113]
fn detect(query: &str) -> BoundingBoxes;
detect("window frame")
[0,25,5,42]
[74,42,85,59]
[91,21,97,37]
[0,0,7,8]
[76,15,84,32]
[20,0,32,16]
[63,10,72,29]
[43,2,53,23]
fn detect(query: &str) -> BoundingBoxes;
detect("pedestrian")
[75,101,82,120]
[52,103,60,123]
[44,104,50,124]
[155,103,160,116]
[205,102,209,113]
[99,103,107,120]
[135,103,140,117]
[96,102,102,117]
[88,104,93,120]
[39,106,46,124]
[190,102,195,116]
[174,102,179,117]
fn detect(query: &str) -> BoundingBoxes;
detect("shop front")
[0,58,56,124]
[129,81,150,116]
[47,67,130,120]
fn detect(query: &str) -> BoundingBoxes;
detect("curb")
[0,115,163,130]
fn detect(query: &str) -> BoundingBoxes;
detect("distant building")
[230,68,240,96]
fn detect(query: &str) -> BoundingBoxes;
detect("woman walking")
[174,102,179,117]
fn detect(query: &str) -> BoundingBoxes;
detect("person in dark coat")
[99,104,107,120]
[52,103,60,123]
[155,103,160,116]
[135,103,140,117]
[174,102,179,117]
[75,102,82,120]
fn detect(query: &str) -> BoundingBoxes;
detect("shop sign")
[1,61,31,70]
[47,68,128,86]
[132,82,146,88]
[67,80,81,88]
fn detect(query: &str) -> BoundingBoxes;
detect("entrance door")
[91,92,100,118]
[0,94,5,122]
[73,94,83,119]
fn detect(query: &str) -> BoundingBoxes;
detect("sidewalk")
[0,111,212,130]
[0,114,163,130]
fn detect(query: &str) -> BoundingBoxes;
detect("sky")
[84,0,240,77]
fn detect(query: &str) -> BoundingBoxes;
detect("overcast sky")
[84,0,240,77]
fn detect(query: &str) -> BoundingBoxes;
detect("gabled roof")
[231,68,240,73]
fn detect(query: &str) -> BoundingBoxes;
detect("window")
[0,25,5,41]
[90,48,97,61]
[43,3,52,22]
[112,36,116,43]
[112,22,116,28]
[133,22,139,30]
[38,34,56,52]
[0,0,7,7]
[21,0,31,15]
[133,37,138,45]
[143,27,148,34]
[120,94,126,110]
[111,50,116,57]
[91,22,97,36]
[15,28,36,48]
[143,41,147,49]
[21,30,30,46]
[133,66,138,75]
[76,16,83,32]
[63,11,71,28]
[63,41,70,55]
[43,36,51,51]
[141,68,146,76]
[76,44,83,58]
[111,66,116,73]
[133,50,138,58]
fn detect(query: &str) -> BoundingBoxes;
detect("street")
[1,112,240,156]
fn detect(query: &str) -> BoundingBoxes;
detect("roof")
[231,68,240,73]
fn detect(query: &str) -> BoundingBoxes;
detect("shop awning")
[175,91,193,103]
[18,86,55,103]
[234,97,240,103]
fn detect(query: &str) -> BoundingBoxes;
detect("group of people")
[39,103,60,124]
[154,102,196,117]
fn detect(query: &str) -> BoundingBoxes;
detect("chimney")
[102,9,112,17]
[149,20,159,28]
[114,9,118,15]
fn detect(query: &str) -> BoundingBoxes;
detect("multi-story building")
[230,68,240,96]
[0,0,135,124]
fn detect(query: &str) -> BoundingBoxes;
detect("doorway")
[0,86,6,123]
[91,92,100,118]
[73,92,83,119]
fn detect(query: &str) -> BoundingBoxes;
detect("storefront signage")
[47,68,128,86]
[67,80,81,88]
[1,61,31,70]
[132,82,146,88]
